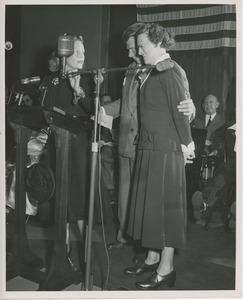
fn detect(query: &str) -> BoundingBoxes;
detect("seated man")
[191,94,225,186]
[191,117,236,229]
[192,94,225,154]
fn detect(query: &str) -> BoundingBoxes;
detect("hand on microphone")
[69,74,81,93]
[70,74,86,104]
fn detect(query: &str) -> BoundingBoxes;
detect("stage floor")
[5,209,237,295]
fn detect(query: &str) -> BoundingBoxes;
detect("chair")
[191,158,236,231]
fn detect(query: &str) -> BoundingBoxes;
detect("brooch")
[51,77,59,86]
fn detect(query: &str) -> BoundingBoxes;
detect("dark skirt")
[127,149,187,250]
[67,131,91,222]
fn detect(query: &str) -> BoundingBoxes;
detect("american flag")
[136,4,236,53]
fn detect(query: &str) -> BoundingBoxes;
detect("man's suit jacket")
[193,113,225,143]
[103,62,139,159]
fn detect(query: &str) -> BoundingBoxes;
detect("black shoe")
[124,261,159,277]
[107,241,128,250]
[136,270,176,290]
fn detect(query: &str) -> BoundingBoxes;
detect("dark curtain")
[106,5,137,100]
[171,51,236,121]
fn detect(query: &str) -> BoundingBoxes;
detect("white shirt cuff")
[181,141,195,153]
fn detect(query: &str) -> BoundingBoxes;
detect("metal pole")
[66,64,156,77]
[84,69,103,291]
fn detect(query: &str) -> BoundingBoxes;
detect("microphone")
[57,34,75,78]
[21,76,41,84]
[155,60,174,72]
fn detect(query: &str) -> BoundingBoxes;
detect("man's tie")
[206,116,212,129]
[138,69,150,85]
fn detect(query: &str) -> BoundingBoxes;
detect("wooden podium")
[6,106,91,290]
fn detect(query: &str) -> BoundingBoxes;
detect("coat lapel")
[125,68,139,114]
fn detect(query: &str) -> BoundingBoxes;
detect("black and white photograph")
[0,0,242,298]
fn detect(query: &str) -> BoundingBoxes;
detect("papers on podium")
[91,107,113,130]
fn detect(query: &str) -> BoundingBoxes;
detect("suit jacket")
[104,62,139,159]
[192,113,225,143]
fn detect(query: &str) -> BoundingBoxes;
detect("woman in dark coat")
[39,35,93,269]
[125,24,195,289]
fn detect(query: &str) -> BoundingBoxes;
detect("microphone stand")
[84,69,103,291]
[80,62,161,290]
[66,64,157,78]
[61,57,67,79]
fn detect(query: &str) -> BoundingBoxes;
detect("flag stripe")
[170,47,235,57]
[172,37,236,51]
[137,12,236,27]
[167,21,236,36]
[136,4,235,16]
[136,4,236,51]
[175,30,235,43]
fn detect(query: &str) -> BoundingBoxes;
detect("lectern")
[6,106,91,290]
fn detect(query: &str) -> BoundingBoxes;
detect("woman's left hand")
[183,151,195,165]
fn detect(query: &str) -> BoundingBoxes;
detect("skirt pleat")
[127,149,187,250]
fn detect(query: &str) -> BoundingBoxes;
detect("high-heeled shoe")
[135,270,176,290]
[67,245,79,273]
[124,261,159,277]
[67,256,79,272]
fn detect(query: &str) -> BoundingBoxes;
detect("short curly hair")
[136,23,176,50]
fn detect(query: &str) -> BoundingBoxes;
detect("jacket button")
[130,128,134,132]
